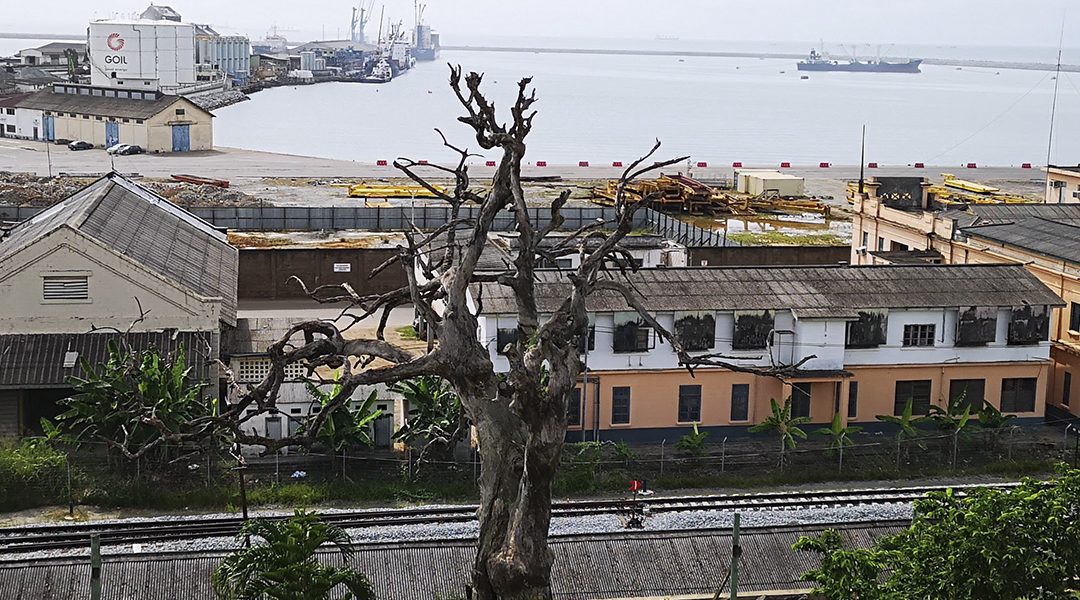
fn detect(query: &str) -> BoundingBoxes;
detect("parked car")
[54,138,72,146]
[67,140,93,151]
[117,145,144,156]
[106,143,127,154]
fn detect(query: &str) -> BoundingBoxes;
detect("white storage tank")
[88,19,195,91]
[299,51,316,71]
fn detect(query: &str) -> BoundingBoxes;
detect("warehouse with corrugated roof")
[15,82,213,152]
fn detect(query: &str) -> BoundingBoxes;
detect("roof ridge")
[107,173,228,244]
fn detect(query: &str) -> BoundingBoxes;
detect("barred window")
[678,385,702,423]
[902,324,936,347]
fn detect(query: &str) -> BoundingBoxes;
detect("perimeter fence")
[2,423,1077,512]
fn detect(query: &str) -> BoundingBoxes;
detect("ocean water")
[214,49,1080,166]
[5,36,1080,166]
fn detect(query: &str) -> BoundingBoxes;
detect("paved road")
[0,137,1045,200]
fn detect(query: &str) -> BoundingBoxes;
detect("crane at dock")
[351,1,374,44]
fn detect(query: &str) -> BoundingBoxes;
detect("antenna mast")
[1045,12,1066,199]
[859,125,866,195]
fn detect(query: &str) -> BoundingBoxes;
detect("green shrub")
[0,441,68,510]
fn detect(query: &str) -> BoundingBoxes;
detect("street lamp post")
[36,119,53,178]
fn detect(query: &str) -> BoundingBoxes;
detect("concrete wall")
[237,247,404,300]
[0,227,221,334]
[688,245,849,267]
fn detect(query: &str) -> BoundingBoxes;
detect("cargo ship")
[411,1,440,61]
[797,49,922,73]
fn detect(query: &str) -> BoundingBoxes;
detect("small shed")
[735,170,806,197]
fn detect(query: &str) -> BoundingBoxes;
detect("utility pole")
[858,124,866,195]
[730,512,741,600]
[89,534,102,600]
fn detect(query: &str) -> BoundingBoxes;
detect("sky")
[3,0,1076,50]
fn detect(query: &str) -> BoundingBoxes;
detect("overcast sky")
[5,0,1076,49]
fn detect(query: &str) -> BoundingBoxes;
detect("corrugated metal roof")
[0,331,214,388]
[962,216,1080,265]
[0,522,904,600]
[0,174,238,325]
[475,264,1064,316]
[16,88,208,121]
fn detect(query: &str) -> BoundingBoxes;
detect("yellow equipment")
[344,182,447,198]
[940,173,1000,194]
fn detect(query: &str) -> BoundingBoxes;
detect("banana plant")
[304,381,382,453]
[921,391,973,435]
[815,412,863,450]
[750,397,810,469]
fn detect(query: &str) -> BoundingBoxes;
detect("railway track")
[0,482,1017,554]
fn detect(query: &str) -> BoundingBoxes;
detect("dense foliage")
[795,466,1080,599]
[391,376,465,461]
[56,342,214,463]
[748,397,809,468]
[212,510,375,600]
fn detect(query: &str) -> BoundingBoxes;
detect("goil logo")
[107,33,125,51]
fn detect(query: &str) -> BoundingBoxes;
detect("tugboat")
[359,58,393,84]
[797,48,922,73]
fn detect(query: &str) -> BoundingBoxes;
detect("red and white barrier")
[732,161,743,168]
[965,163,977,169]
[696,161,708,168]
[536,161,547,167]
[612,161,623,167]
[867,162,878,168]
[376,160,388,166]
[1022,163,1033,169]
[819,162,831,168]
[578,161,590,167]
[914,162,925,169]
[485,160,496,167]
[780,161,791,168]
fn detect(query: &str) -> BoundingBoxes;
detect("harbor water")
[214,49,1080,166]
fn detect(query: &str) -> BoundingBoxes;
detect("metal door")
[265,416,282,439]
[374,414,393,448]
[43,115,54,141]
[32,127,38,140]
[105,121,119,147]
[171,124,190,152]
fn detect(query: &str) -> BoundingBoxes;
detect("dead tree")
[206,66,813,599]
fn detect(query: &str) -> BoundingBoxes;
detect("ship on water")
[411,1,440,61]
[797,49,922,73]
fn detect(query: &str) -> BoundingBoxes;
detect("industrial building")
[16,83,213,152]
[0,174,237,437]
[851,176,1080,420]
[194,25,251,85]
[16,42,86,67]
[87,19,197,92]
[475,265,1062,441]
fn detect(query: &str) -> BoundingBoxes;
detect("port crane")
[351,1,374,45]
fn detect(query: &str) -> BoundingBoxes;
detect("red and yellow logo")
[106,33,125,51]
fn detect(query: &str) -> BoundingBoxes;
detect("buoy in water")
[800,75,809,80]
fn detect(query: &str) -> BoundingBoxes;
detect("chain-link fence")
[2,424,1078,512]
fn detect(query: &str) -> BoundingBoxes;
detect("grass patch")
[395,325,421,341]
[726,230,846,246]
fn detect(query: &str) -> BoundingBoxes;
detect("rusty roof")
[0,521,905,600]
[474,264,1064,317]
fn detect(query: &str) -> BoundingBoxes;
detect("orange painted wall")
[570,361,1050,433]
